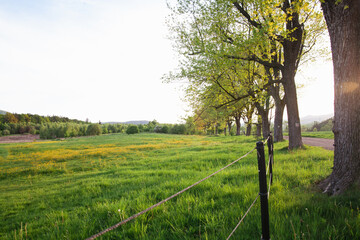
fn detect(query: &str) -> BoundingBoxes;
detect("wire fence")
[226,193,260,240]
[86,135,274,240]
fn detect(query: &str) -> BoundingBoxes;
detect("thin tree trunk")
[242,104,254,136]
[268,43,285,142]
[319,0,360,195]
[254,102,270,139]
[270,83,285,142]
[227,120,232,135]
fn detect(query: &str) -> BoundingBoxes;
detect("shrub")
[86,124,102,136]
[102,125,108,134]
[40,124,55,139]
[28,125,37,135]
[3,130,10,135]
[126,125,139,134]
[161,125,169,133]
[170,124,186,134]
[154,125,170,134]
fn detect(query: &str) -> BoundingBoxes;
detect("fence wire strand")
[86,147,257,240]
[263,135,271,145]
[268,174,273,198]
[226,193,260,240]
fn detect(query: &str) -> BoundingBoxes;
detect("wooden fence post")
[256,141,270,240]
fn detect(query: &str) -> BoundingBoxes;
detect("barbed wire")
[86,147,257,240]
[226,193,260,240]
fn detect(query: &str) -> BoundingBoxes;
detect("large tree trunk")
[256,123,262,137]
[283,79,303,149]
[319,0,360,195]
[246,124,251,136]
[273,99,285,142]
[281,7,304,149]
[235,116,241,136]
[260,113,270,139]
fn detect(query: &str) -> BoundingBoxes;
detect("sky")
[0,0,334,124]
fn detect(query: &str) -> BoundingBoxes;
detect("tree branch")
[224,54,284,71]
[213,77,237,100]
[232,1,284,43]
[214,74,282,110]
[232,1,262,29]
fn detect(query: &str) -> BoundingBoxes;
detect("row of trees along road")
[165,0,325,148]
[165,0,360,195]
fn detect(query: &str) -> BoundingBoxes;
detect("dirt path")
[0,134,40,144]
[284,136,334,150]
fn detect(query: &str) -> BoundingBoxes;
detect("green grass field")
[284,131,334,139]
[301,131,334,139]
[0,133,358,239]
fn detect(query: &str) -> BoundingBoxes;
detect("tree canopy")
[166,0,326,147]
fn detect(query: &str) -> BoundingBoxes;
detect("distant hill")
[104,120,150,125]
[301,114,333,125]
[308,117,333,131]
[0,110,8,115]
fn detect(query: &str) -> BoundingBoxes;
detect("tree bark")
[227,120,232,135]
[319,0,360,195]
[235,116,241,136]
[254,102,270,139]
[281,6,304,149]
[256,123,262,137]
[273,99,285,142]
[283,78,303,149]
[270,83,285,142]
[246,124,252,136]
[260,113,270,139]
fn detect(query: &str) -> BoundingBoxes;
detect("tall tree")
[229,0,317,148]
[319,0,360,195]
[167,0,325,148]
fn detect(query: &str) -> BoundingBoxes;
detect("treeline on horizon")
[0,112,193,139]
[0,112,85,137]
[0,111,332,139]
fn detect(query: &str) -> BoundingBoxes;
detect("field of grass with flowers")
[0,133,358,239]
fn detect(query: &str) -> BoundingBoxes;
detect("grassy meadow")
[0,133,358,239]
[284,131,334,139]
[301,131,334,139]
